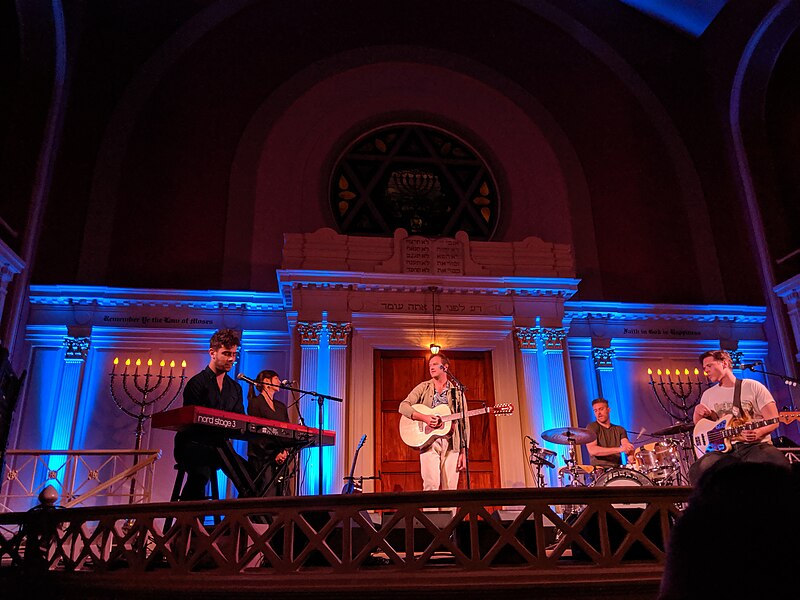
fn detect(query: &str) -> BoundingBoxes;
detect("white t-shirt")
[699,378,776,444]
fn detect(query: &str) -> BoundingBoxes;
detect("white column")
[326,322,351,494]
[592,346,621,419]
[297,321,322,496]
[539,328,571,432]
[48,335,90,488]
[515,327,569,487]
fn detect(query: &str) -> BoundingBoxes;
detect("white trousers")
[420,437,460,491]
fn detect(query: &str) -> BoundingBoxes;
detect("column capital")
[540,327,567,351]
[63,336,90,363]
[297,321,323,345]
[327,322,352,346]
[726,348,744,368]
[514,327,538,350]
[591,346,615,369]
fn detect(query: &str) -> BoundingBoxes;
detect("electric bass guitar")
[399,403,514,448]
[693,411,800,458]
[342,434,366,494]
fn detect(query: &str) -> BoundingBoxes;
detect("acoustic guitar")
[399,403,514,448]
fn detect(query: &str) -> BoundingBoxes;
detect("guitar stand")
[256,445,303,497]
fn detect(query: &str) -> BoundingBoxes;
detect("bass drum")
[593,467,654,487]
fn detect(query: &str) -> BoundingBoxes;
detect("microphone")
[739,361,763,370]
[236,373,258,385]
[280,379,296,387]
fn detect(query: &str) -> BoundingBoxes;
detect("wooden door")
[375,350,501,492]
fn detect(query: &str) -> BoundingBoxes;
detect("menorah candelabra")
[109,357,187,505]
[647,367,708,423]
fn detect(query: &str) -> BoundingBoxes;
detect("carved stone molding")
[514,327,538,350]
[63,336,90,362]
[514,326,566,351]
[726,348,744,368]
[540,328,567,351]
[327,322,352,346]
[296,322,323,345]
[591,347,615,369]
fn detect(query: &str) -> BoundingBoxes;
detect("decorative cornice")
[29,285,284,311]
[591,347,615,369]
[327,322,352,346]
[277,270,580,307]
[63,336,90,362]
[564,302,766,324]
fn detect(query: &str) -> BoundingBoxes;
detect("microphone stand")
[445,369,470,489]
[280,382,343,496]
[745,366,799,408]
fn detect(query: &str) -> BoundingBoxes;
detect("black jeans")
[688,442,789,485]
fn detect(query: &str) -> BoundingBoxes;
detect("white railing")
[1,449,160,513]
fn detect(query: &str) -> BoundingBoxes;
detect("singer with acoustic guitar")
[689,350,788,484]
[398,353,470,491]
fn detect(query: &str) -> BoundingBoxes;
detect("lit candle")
[694,368,701,383]
[113,357,119,374]
[675,369,682,382]
[169,360,175,370]
[181,360,187,375]
[666,368,673,382]
[657,368,663,383]
[146,358,153,375]
[124,358,131,374]
[647,368,654,383]
[159,359,165,376]
[135,358,141,375]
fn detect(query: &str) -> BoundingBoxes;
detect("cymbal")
[541,426,596,445]
[653,422,694,436]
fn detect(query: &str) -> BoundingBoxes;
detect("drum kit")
[536,421,695,493]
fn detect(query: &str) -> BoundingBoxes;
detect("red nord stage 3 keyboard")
[152,405,336,447]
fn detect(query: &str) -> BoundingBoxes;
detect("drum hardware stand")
[526,436,554,488]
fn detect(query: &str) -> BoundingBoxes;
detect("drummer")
[585,398,634,468]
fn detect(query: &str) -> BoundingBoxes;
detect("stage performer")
[173,328,249,501]
[585,398,634,468]
[398,353,469,491]
[247,369,291,496]
[689,349,788,484]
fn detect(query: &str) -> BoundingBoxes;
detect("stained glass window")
[330,124,499,239]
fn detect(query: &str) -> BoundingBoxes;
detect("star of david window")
[330,124,500,239]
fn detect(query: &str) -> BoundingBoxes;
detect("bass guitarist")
[398,353,469,491]
[689,350,788,484]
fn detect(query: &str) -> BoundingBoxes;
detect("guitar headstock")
[357,434,367,449]
[779,411,800,425]
[492,403,514,415]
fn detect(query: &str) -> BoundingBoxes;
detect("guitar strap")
[733,379,743,418]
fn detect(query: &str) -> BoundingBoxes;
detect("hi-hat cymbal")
[541,426,596,445]
[653,422,694,436]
